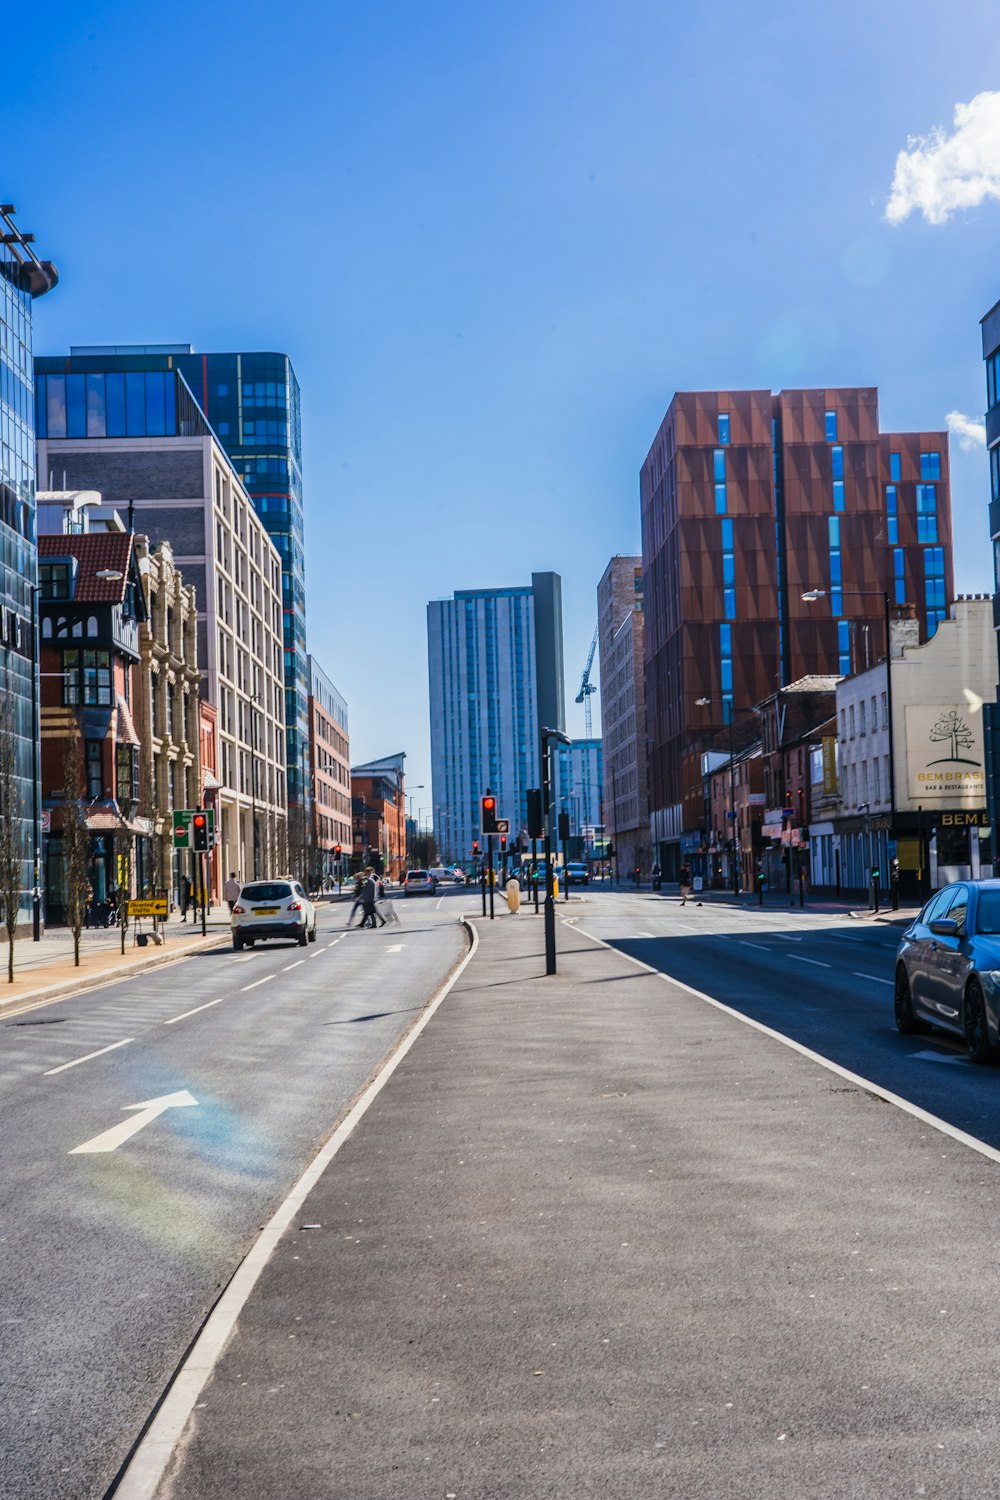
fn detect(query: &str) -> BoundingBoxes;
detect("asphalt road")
[0,888,468,1500]
[573,889,1000,1148]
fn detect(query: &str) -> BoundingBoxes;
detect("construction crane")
[575,625,599,737]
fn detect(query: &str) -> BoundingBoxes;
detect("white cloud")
[946,410,987,452]
[885,92,1000,225]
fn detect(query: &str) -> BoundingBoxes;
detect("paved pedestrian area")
[156,908,1000,1499]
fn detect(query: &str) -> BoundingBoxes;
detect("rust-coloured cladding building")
[642,387,953,874]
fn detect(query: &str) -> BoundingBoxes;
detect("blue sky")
[7,0,1000,799]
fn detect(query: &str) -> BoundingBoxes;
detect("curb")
[0,931,233,1020]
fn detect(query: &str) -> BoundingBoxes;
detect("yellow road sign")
[128,898,168,918]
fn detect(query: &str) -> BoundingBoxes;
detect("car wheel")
[297,927,308,947]
[964,978,997,1064]
[233,933,244,952]
[894,965,927,1035]
[308,924,317,943]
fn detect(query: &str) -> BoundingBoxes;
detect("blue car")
[895,879,1000,1063]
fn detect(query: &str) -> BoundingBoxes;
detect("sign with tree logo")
[905,704,986,804]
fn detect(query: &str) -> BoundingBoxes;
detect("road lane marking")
[788,956,831,968]
[774,934,803,942]
[233,955,256,963]
[386,944,407,954]
[436,896,445,909]
[739,941,771,952]
[44,1038,133,1075]
[575,924,1000,1170]
[241,975,273,992]
[70,1090,198,1154]
[282,960,306,972]
[326,939,342,949]
[853,972,893,985]
[164,998,225,1025]
[114,917,479,1500]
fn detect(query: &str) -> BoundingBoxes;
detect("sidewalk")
[146,908,1000,1499]
[0,908,231,1016]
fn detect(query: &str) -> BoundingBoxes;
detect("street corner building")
[426,573,566,867]
[640,387,954,878]
[37,529,147,921]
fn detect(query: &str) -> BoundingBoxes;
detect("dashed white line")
[45,1038,133,1076]
[853,971,893,985]
[739,940,771,952]
[774,934,803,942]
[788,956,831,968]
[282,960,305,971]
[233,955,255,964]
[164,998,225,1026]
[241,975,273,992]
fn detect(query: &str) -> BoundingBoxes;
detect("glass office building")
[1,204,57,923]
[36,345,310,812]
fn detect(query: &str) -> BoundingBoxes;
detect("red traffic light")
[334,843,342,856]
[472,841,480,852]
[483,797,495,812]
[193,814,206,827]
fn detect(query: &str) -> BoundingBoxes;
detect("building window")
[833,480,845,512]
[991,447,1000,503]
[713,449,727,514]
[718,412,730,445]
[890,451,901,482]
[849,704,855,738]
[916,483,938,544]
[859,700,867,735]
[839,620,851,676]
[116,743,140,809]
[919,451,941,481]
[721,518,736,619]
[871,695,878,731]
[886,484,898,545]
[85,740,103,800]
[874,757,881,802]
[40,562,73,599]
[719,623,733,716]
[825,410,838,442]
[893,548,906,605]
[829,516,842,616]
[831,445,844,480]
[924,547,946,633]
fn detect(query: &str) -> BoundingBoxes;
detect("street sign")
[495,818,510,835]
[173,809,216,849]
[40,810,51,833]
[128,897,168,918]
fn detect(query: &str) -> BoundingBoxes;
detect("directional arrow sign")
[70,1090,198,1155]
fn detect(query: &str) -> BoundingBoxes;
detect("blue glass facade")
[1,207,57,924]
[36,346,310,812]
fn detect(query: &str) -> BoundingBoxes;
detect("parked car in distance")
[565,862,590,886]
[428,866,464,885]
[895,879,1000,1062]
[404,869,437,895]
[232,879,317,950]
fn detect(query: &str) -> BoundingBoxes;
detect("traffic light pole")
[200,851,207,936]
[532,837,539,912]
[488,834,495,920]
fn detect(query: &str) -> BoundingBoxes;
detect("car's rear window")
[409,871,429,880]
[241,883,292,902]
[977,890,1000,934]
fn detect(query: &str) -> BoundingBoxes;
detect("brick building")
[307,656,350,885]
[351,753,406,879]
[640,387,953,876]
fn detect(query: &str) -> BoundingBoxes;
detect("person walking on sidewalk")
[360,868,386,929]
[223,873,241,914]
[179,874,191,923]
[679,863,693,905]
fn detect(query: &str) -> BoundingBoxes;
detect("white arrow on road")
[70,1090,198,1155]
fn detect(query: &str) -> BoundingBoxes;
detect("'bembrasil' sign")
[905,704,985,805]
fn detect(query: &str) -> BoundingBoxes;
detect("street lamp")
[801,587,896,844]
[696,697,754,896]
[540,725,571,975]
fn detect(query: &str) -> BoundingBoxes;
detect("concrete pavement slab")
[153,910,1000,1500]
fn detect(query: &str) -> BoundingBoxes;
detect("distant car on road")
[565,862,590,886]
[429,866,464,885]
[895,879,1000,1062]
[232,879,317,950]
[404,869,437,895]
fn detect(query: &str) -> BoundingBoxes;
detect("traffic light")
[500,834,507,852]
[472,840,480,855]
[526,789,543,839]
[481,794,498,835]
[557,810,570,842]
[334,844,342,857]
[192,812,209,852]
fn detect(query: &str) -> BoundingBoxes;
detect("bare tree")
[62,721,91,967]
[0,687,27,983]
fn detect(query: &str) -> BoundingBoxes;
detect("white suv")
[232,880,317,950]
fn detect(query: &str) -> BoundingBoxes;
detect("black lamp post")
[541,725,570,975]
